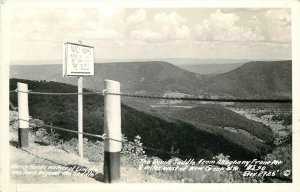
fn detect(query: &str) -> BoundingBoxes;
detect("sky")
[9,6,291,63]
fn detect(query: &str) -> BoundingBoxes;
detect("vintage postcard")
[1,0,300,191]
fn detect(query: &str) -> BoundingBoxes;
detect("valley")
[227,104,292,146]
[10,78,275,161]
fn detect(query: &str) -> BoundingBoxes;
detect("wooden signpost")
[63,42,121,182]
[63,41,94,158]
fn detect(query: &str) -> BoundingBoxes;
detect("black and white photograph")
[1,0,300,191]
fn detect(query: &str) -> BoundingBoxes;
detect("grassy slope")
[169,104,273,142]
[140,105,273,159]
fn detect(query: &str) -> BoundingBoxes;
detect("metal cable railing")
[10,89,292,103]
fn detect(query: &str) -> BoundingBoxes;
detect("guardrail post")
[103,80,121,183]
[17,82,29,148]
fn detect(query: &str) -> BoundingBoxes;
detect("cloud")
[153,12,191,39]
[130,29,162,41]
[264,9,291,43]
[153,12,187,25]
[129,11,191,42]
[84,28,123,40]
[176,25,191,39]
[194,9,265,42]
[127,9,146,24]
[10,7,291,61]
[12,8,289,44]
[11,8,126,41]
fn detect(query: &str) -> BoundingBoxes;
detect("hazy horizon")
[10,58,291,66]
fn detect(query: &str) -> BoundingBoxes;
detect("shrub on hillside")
[9,111,44,132]
[271,114,292,125]
[121,134,146,167]
[264,144,292,181]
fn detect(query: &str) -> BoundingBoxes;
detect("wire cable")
[105,92,292,103]
[10,90,292,103]
[11,90,103,95]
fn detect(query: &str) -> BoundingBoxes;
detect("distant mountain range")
[10,60,292,99]
[11,58,252,66]
[10,61,204,96]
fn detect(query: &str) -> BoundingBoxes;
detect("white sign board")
[63,42,94,76]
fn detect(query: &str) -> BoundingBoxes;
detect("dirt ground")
[9,132,168,184]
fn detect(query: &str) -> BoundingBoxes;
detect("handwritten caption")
[11,164,99,177]
[139,158,287,177]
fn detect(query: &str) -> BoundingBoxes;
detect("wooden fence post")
[78,76,83,158]
[17,82,29,148]
[103,79,122,183]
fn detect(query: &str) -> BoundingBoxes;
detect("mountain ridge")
[10,60,292,99]
[199,60,292,99]
[178,63,245,75]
